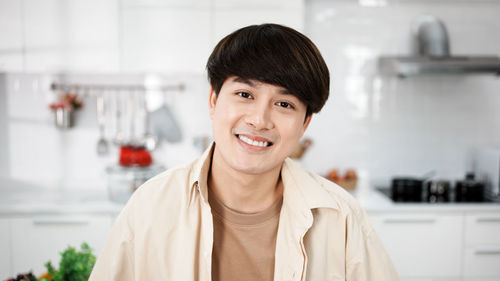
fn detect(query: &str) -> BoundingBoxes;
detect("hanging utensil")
[96,91,109,155]
[149,90,183,143]
[141,90,157,151]
[128,89,136,144]
[113,91,125,145]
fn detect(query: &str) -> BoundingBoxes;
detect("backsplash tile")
[303,0,500,184]
[1,1,499,191]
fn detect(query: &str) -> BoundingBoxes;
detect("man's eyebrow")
[232,77,291,95]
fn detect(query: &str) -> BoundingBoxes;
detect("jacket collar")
[188,142,215,206]
[281,158,339,211]
[188,142,339,212]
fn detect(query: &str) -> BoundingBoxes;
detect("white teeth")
[238,135,269,147]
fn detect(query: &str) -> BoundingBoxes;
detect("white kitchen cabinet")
[23,0,120,72]
[214,0,302,9]
[121,0,209,8]
[0,218,12,280]
[212,0,304,44]
[464,213,500,245]
[120,8,211,74]
[213,8,304,44]
[10,214,113,276]
[369,213,463,280]
[463,213,500,279]
[0,0,24,72]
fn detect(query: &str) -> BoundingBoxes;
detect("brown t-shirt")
[208,188,283,281]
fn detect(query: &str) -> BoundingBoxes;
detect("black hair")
[206,23,330,117]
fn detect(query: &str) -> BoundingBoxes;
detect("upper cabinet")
[0,0,304,74]
[212,0,304,52]
[23,0,120,72]
[120,8,211,74]
[214,0,303,9]
[213,8,304,45]
[121,0,304,73]
[121,0,209,8]
[0,0,23,72]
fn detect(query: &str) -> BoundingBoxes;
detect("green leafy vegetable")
[44,242,96,281]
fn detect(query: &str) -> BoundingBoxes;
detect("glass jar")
[106,163,165,203]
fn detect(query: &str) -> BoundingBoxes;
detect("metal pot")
[455,173,485,202]
[391,177,423,202]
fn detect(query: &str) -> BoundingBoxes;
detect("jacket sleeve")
[88,201,136,281]
[345,209,401,281]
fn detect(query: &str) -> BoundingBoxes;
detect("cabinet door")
[465,213,500,245]
[213,8,304,44]
[370,213,463,279]
[23,0,119,72]
[0,218,12,280]
[463,213,500,278]
[0,0,23,71]
[120,8,211,73]
[11,215,112,276]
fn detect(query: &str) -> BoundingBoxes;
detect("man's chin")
[231,160,283,176]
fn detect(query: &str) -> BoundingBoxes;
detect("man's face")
[209,76,311,176]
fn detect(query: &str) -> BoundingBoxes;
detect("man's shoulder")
[290,165,375,236]
[284,158,364,216]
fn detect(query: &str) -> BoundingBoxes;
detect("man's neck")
[207,147,284,213]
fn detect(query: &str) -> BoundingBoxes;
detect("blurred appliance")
[391,177,423,202]
[426,179,450,202]
[106,144,164,203]
[378,171,497,204]
[106,163,164,203]
[119,145,152,167]
[474,147,500,197]
[455,173,485,202]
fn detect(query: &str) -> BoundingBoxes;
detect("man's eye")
[236,92,251,98]
[277,101,294,109]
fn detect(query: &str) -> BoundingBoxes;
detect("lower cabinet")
[369,211,500,281]
[0,218,12,279]
[4,214,113,278]
[463,213,500,279]
[369,213,463,280]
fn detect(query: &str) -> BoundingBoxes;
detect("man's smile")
[235,133,275,152]
[236,134,273,147]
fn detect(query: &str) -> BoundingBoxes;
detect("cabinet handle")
[476,217,500,223]
[474,249,500,255]
[383,218,436,224]
[33,219,89,225]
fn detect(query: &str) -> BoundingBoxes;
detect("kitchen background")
[1,0,500,280]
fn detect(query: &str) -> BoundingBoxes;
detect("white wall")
[0,72,211,190]
[0,0,304,191]
[0,0,304,73]
[1,0,500,191]
[302,0,500,185]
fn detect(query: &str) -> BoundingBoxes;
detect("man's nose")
[245,103,273,130]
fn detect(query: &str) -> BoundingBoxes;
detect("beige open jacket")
[89,144,400,281]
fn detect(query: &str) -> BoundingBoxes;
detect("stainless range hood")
[378,15,500,78]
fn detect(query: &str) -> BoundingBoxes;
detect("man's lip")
[236,133,274,144]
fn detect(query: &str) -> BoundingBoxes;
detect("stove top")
[376,187,500,204]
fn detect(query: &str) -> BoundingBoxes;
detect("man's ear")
[208,87,217,120]
[301,114,312,136]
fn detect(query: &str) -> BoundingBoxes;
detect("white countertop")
[1,180,500,215]
[0,179,124,215]
[353,188,500,213]
[0,189,124,215]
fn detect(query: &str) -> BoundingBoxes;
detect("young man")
[89,24,399,281]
